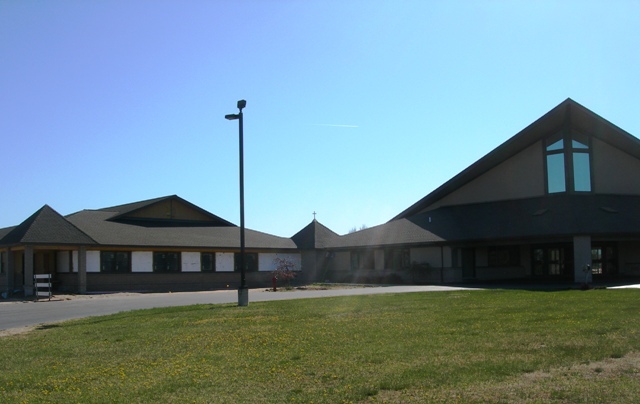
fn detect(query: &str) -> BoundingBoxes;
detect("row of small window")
[100,251,259,273]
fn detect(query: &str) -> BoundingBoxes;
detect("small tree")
[272,257,297,289]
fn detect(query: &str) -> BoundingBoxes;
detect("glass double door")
[532,245,572,279]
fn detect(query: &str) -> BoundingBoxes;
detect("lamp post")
[225,99,248,306]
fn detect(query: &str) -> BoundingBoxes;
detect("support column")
[573,236,592,284]
[6,248,14,295]
[24,246,34,296]
[78,247,87,294]
[2,249,8,296]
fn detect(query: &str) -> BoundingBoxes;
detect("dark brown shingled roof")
[0,205,96,246]
[291,219,340,249]
[65,205,296,249]
[326,218,444,249]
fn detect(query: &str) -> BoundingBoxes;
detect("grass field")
[1,288,640,403]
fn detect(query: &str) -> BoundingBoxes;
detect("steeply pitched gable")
[0,205,96,246]
[392,98,640,220]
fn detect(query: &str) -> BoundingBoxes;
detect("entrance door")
[532,245,573,279]
[591,244,618,278]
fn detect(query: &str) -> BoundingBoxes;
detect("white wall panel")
[182,252,201,272]
[132,252,153,273]
[72,250,78,273]
[86,251,100,273]
[57,251,70,273]
[216,253,234,272]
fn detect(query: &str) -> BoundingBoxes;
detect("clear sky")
[1,1,639,237]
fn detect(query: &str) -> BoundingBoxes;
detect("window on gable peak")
[545,131,592,194]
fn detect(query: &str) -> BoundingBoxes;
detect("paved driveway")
[0,285,473,333]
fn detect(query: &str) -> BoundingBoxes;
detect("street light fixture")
[225,99,248,306]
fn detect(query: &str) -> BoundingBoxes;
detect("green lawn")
[2,289,640,403]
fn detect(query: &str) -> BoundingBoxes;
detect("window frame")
[100,251,131,274]
[487,246,520,267]
[384,248,410,270]
[531,244,573,278]
[234,252,258,272]
[201,252,216,272]
[544,130,593,194]
[153,252,181,273]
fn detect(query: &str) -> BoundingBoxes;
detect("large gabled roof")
[392,98,640,220]
[0,205,96,246]
[65,196,296,249]
[0,196,296,250]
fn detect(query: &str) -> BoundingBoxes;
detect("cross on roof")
[313,211,317,220]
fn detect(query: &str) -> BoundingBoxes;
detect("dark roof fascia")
[391,99,640,221]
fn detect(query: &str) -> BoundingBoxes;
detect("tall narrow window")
[545,132,592,193]
[571,135,591,192]
[201,253,215,272]
[546,136,566,193]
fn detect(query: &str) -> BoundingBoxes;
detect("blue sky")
[1,1,639,237]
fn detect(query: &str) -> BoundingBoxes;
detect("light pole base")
[238,287,249,307]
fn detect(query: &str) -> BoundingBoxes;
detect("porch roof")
[0,205,96,246]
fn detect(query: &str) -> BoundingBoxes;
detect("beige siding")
[127,199,213,221]
[592,138,640,195]
[425,142,545,210]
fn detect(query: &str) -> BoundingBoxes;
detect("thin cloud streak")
[312,123,359,128]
